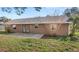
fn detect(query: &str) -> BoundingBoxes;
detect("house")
[5,16,72,36]
[0,17,7,31]
[0,22,5,31]
[0,16,11,31]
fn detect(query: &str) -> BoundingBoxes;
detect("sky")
[0,7,68,19]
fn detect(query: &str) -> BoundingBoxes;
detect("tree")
[53,8,60,16]
[64,7,79,35]
[64,7,79,17]
[0,16,11,22]
[64,8,71,17]
[1,7,42,15]
[69,16,77,35]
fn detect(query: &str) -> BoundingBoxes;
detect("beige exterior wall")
[29,24,50,34]
[5,23,69,36]
[52,23,69,36]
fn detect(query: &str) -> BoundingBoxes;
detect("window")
[12,25,16,29]
[52,27,54,30]
[52,25,57,30]
[34,24,39,28]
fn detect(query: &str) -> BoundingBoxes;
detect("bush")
[6,28,11,33]
[69,33,73,36]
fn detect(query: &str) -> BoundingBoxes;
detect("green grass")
[0,35,79,52]
[75,32,79,36]
[0,31,9,34]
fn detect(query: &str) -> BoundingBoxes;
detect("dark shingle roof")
[5,16,70,24]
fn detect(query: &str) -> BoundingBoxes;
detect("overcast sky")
[0,7,68,19]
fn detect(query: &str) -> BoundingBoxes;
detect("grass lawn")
[75,32,79,36]
[0,34,79,52]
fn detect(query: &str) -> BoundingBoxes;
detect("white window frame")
[12,24,16,29]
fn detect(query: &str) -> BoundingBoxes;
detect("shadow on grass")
[42,35,79,42]
[0,31,13,34]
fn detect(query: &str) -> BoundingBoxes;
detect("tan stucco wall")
[5,23,69,36]
[5,24,21,32]
[29,24,51,34]
[52,23,69,36]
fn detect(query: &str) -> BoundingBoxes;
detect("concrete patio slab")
[6,33,44,39]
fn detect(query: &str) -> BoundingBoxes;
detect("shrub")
[6,28,11,33]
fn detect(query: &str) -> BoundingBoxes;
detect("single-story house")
[0,22,5,31]
[5,16,72,36]
[0,16,10,31]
